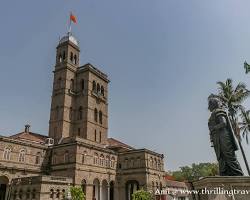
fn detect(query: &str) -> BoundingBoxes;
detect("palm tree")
[213,78,250,175]
[239,108,250,144]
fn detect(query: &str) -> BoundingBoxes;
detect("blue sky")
[0,0,250,172]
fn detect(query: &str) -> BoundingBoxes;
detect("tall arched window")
[70,79,74,91]
[81,79,85,91]
[58,54,62,63]
[18,149,25,162]
[93,81,96,91]
[35,152,41,164]
[74,54,77,65]
[101,86,104,96]
[3,147,11,160]
[99,131,102,143]
[82,151,87,164]
[78,106,83,120]
[70,52,73,62]
[100,154,105,166]
[63,51,66,60]
[56,189,60,198]
[94,109,98,122]
[94,130,97,141]
[50,189,54,198]
[97,83,100,94]
[94,153,98,165]
[99,111,103,124]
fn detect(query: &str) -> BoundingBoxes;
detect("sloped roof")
[10,131,48,144]
[107,138,134,151]
[165,179,188,188]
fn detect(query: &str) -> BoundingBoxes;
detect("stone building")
[0,31,189,200]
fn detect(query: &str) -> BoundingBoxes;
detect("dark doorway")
[110,181,114,200]
[0,184,7,200]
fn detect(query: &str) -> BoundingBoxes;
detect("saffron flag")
[70,13,77,24]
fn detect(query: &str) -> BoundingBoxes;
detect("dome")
[59,33,79,46]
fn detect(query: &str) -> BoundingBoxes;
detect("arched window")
[70,52,73,62]
[101,86,104,96]
[55,106,59,120]
[100,154,105,166]
[94,109,98,122]
[69,107,73,120]
[58,54,62,63]
[93,153,98,165]
[63,51,66,60]
[81,79,85,91]
[18,149,25,162]
[81,180,87,195]
[70,79,74,91]
[93,81,96,91]
[3,147,11,160]
[62,189,65,199]
[106,155,110,167]
[99,131,102,143]
[35,152,41,164]
[94,130,97,141]
[99,111,103,124]
[97,83,100,94]
[125,158,128,169]
[78,128,81,136]
[78,106,83,120]
[56,189,60,198]
[50,189,54,198]
[64,151,69,163]
[111,157,115,168]
[149,157,153,167]
[82,151,87,164]
[57,77,62,89]
[74,54,77,65]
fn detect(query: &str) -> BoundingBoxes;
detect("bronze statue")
[208,95,243,176]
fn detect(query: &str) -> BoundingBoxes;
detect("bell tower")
[49,32,109,145]
[49,33,80,143]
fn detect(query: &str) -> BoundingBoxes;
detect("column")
[107,185,110,200]
[99,184,102,200]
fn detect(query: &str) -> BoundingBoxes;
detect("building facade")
[0,32,188,200]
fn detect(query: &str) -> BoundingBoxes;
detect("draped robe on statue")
[208,108,243,176]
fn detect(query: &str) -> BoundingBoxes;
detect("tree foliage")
[172,162,218,181]
[132,189,153,200]
[70,186,85,200]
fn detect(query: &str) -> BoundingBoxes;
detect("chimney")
[25,124,30,133]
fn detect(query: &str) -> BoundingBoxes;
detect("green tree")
[239,108,250,144]
[132,189,153,200]
[212,78,250,175]
[172,162,218,181]
[70,186,85,200]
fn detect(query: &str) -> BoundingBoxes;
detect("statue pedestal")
[191,176,250,200]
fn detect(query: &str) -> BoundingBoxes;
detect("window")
[93,81,96,91]
[94,130,97,142]
[50,189,54,198]
[78,128,81,136]
[58,54,62,63]
[99,131,101,143]
[81,79,85,90]
[18,149,25,162]
[62,189,65,199]
[70,79,74,91]
[82,151,87,164]
[97,83,100,93]
[69,107,73,120]
[3,147,11,160]
[56,189,60,198]
[106,155,110,167]
[99,111,103,124]
[70,52,73,62]
[78,106,83,120]
[63,51,66,60]
[64,151,69,163]
[101,86,104,96]
[74,54,77,65]
[35,152,41,165]
[94,109,98,122]
[100,154,104,166]
[111,157,115,168]
[94,153,98,165]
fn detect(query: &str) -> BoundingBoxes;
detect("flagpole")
[68,12,72,35]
